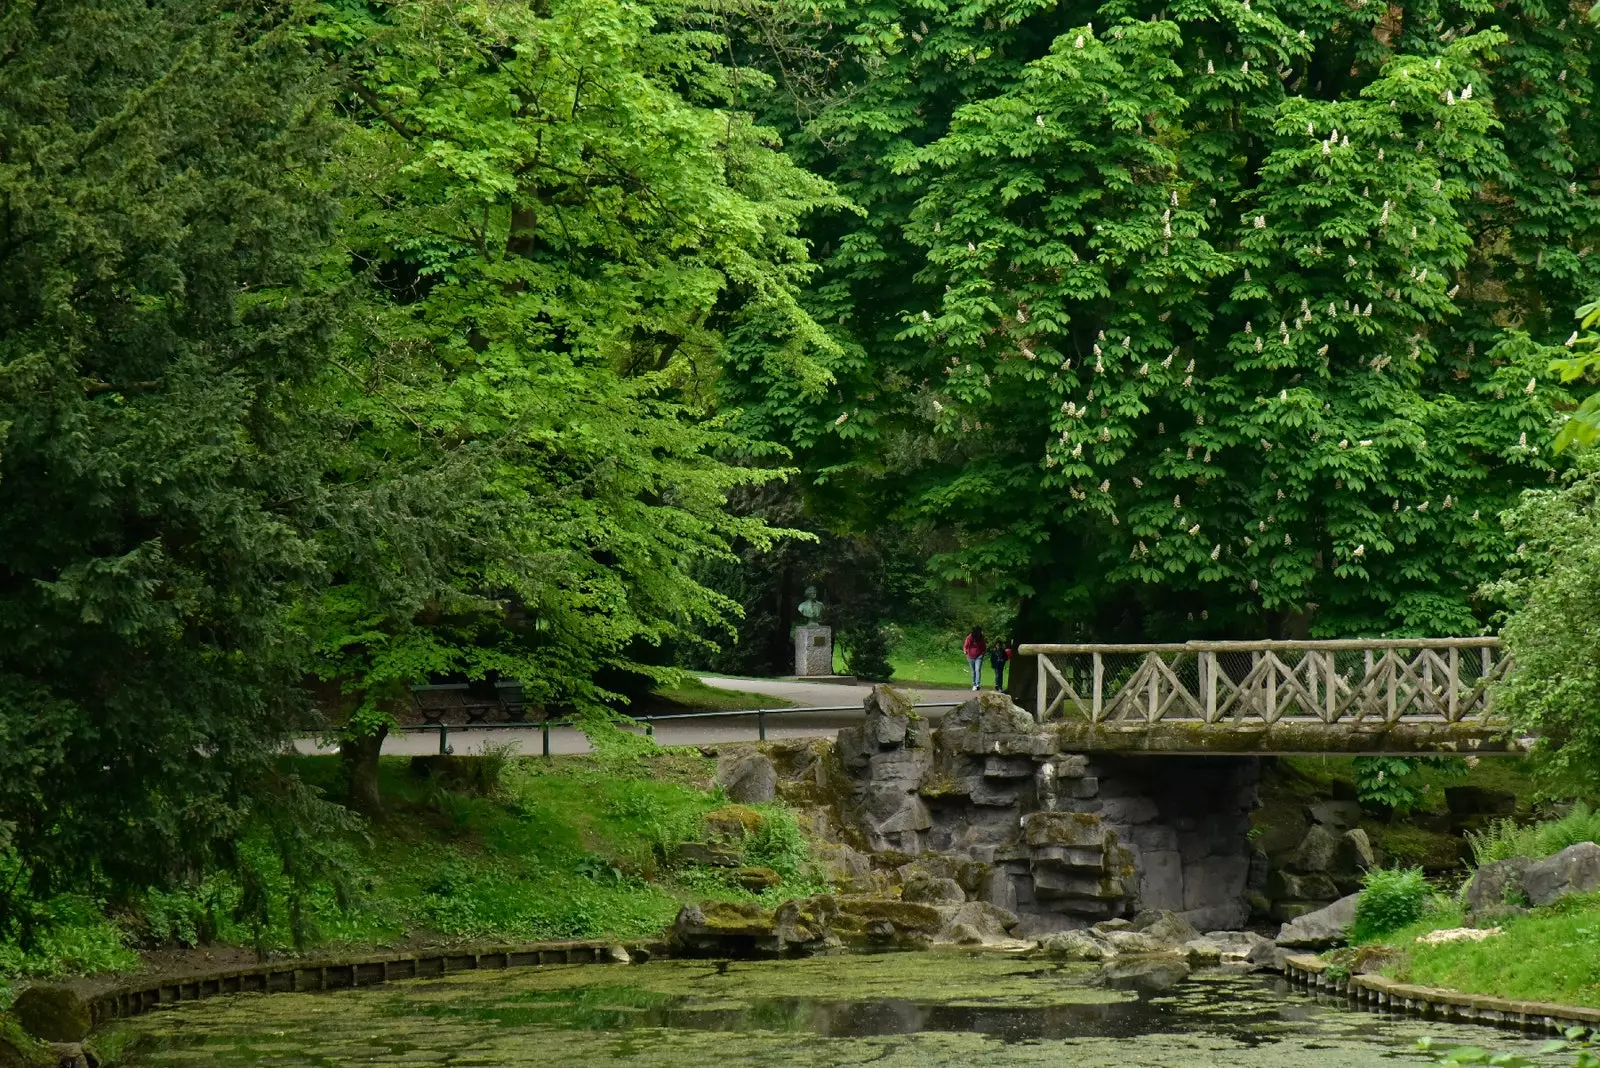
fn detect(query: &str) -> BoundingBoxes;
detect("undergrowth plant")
[1351,866,1429,943]
[1468,805,1600,866]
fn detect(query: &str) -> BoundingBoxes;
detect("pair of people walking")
[963,627,1012,690]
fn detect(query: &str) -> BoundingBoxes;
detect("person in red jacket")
[963,627,987,690]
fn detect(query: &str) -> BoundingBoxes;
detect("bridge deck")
[1020,639,1520,755]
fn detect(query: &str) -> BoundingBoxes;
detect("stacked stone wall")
[822,688,1259,937]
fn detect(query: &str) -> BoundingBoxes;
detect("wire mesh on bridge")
[1020,640,1508,727]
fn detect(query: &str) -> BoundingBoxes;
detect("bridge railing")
[1018,639,1508,727]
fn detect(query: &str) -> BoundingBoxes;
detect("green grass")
[643,677,793,713]
[0,745,826,994]
[1378,892,1600,1007]
[883,624,985,689]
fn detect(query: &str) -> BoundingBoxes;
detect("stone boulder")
[944,692,1038,735]
[1267,871,1339,902]
[716,750,777,804]
[1522,842,1600,906]
[1305,800,1363,832]
[1038,929,1113,961]
[1274,893,1360,948]
[862,686,915,749]
[1127,908,1199,947]
[1282,823,1340,874]
[1205,929,1279,965]
[1337,828,1377,876]
[10,985,91,1042]
[902,875,966,904]
[1463,856,1532,915]
[936,901,1019,945]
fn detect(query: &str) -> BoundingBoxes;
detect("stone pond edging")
[78,938,663,1028]
[1284,954,1600,1035]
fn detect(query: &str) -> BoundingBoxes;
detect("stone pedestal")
[794,624,833,676]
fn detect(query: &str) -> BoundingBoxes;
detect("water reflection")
[99,956,1574,1068]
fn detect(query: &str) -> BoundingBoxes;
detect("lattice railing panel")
[1026,640,1508,728]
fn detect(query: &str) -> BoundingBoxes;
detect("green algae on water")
[98,954,1575,1067]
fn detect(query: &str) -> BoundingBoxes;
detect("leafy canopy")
[729,0,1600,638]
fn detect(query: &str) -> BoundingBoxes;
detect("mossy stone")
[11,984,91,1042]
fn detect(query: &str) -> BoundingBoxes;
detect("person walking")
[988,637,1012,692]
[963,627,987,690]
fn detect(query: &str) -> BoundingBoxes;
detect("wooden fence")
[1019,639,1509,727]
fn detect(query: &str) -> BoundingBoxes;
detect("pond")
[98,953,1567,1067]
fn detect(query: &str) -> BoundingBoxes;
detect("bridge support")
[833,690,1261,935]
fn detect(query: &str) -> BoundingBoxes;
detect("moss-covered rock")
[11,984,91,1043]
[705,805,764,840]
[0,1017,54,1068]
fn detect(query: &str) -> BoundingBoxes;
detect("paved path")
[697,675,972,707]
[293,676,977,758]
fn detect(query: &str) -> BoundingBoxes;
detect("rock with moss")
[10,985,91,1043]
[704,804,764,840]
[0,1017,55,1068]
[1463,856,1533,916]
[902,875,965,904]
[737,866,781,891]
[935,901,1019,945]
[717,750,778,804]
[1038,929,1113,961]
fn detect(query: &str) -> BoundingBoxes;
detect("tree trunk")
[339,724,389,814]
[1005,594,1054,715]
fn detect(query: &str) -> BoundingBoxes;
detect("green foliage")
[0,894,136,998]
[1351,866,1429,943]
[1486,448,1600,793]
[841,623,894,680]
[1419,1034,1599,1068]
[1354,756,1464,814]
[724,0,1599,640]
[306,0,846,748]
[1554,299,1600,454]
[0,0,355,935]
[1467,805,1600,867]
[742,807,821,887]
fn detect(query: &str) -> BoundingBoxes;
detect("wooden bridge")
[1018,638,1523,755]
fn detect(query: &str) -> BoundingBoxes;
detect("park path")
[292,675,976,758]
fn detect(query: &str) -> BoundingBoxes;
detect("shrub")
[1351,867,1429,943]
[1466,803,1600,866]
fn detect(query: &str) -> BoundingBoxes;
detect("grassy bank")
[0,737,823,1000]
[1346,892,1600,1008]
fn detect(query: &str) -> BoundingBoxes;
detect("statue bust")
[797,585,824,625]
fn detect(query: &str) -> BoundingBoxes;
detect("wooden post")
[1036,655,1048,723]
[1387,653,1398,722]
[1092,653,1104,722]
[1250,651,1262,719]
[1203,652,1218,723]
[1265,654,1277,722]
[1148,654,1160,723]
[1447,648,1460,722]
[1481,646,1493,717]
[1325,651,1337,722]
